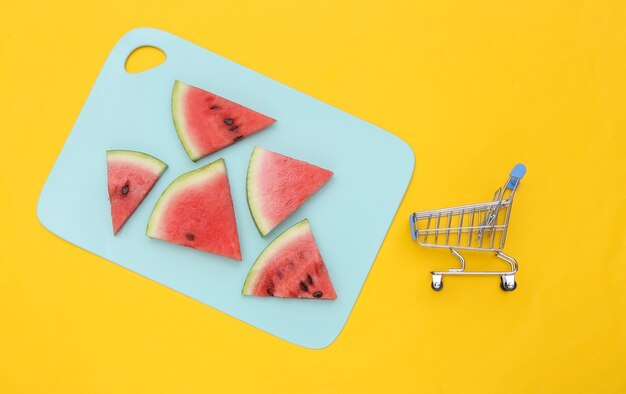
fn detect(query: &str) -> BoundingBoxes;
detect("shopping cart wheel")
[431,281,443,291]
[431,274,443,291]
[500,276,517,291]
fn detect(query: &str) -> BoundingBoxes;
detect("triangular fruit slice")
[107,150,167,235]
[172,81,276,161]
[247,147,333,236]
[146,158,242,260]
[243,219,336,299]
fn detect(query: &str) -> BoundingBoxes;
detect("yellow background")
[1,0,625,392]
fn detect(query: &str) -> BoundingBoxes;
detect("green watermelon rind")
[171,80,203,162]
[146,158,226,237]
[242,219,310,295]
[106,150,168,175]
[246,146,273,236]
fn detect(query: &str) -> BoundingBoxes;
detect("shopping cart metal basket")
[409,164,526,291]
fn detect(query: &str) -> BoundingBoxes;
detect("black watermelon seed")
[307,275,313,285]
[229,125,239,132]
[121,184,129,195]
[233,135,243,142]
[267,288,274,296]
[313,291,323,298]
[224,118,234,125]
[210,105,219,110]
[185,233,195,241]
[299,281,309,292]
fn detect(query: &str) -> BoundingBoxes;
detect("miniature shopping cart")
[409,164,526,291]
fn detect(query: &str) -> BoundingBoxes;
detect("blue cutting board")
[37,28,414,349]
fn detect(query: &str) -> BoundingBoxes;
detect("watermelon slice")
[172,81,276,161]
[247,147,333,236]
[243,219,336,299]
[106,150,167,235]
[146,158,242,260]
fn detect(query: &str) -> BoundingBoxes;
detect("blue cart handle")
[506,163,526,190]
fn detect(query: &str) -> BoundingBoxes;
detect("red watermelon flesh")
[247,147,333,236]
[242,220,336,299]
[107,150,167,235]
[146,158,241,260]
[172,81,276,161]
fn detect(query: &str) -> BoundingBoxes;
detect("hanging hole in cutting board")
[125,46,166,73]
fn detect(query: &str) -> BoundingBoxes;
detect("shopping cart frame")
[409,164,526,291]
